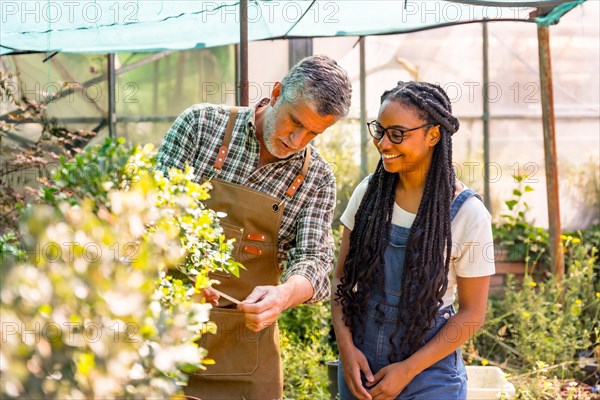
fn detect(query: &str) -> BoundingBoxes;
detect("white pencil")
[211,287,242,305]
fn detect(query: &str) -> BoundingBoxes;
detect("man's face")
[262,98,337,159]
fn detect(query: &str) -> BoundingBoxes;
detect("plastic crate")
[467,366,516,399]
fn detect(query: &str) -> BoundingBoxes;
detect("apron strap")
[209,104,310,203]
[212,106,239,171]
[284,146,311,199]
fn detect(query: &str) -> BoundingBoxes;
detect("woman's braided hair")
[336,81,460,360]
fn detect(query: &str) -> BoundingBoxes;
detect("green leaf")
[506,200,518,210]
[513,189,522,197]
[524,185,534,192]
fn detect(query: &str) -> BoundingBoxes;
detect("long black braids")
[336,81,460,360]
[336,161,398,343]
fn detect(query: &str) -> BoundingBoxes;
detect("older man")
[156,55,352,399]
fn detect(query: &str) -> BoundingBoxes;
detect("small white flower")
[153,347,174,372]
[73,280,89,299]
[191,303,212,323]
[104,292,144,316]
[149,301,161,315]
[129,215,145,237]
[93,375,120,398]
[129,363,145,380]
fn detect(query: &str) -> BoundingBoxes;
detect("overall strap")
[284,146,311,199]
[450,188,483,222]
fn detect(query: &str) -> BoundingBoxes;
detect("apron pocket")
[195,308,259,376]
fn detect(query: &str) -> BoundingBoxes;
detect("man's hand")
[237,285,285,332]
[237,275,313,332]
[199,287,220,307]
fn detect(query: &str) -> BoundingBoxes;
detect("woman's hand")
[366,361,416,399]
[364,275,491,399]
[339,342,375,400]
[332,227,376,399]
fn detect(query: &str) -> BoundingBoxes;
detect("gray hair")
[280,55,352,118]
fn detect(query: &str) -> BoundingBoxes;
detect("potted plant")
[491,175,549,293]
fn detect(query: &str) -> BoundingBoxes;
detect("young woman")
[332,81,495,399]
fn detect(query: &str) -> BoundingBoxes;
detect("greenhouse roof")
[0,0,586,55]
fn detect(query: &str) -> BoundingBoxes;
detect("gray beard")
[262,112,280,158]
[262,105,294,159]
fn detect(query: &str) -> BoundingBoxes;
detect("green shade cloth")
[0,0,586,55]
[535,0,586,26]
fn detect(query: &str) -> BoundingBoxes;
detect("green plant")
[510,361,598,400]
[38,138,242,283]
[492,175,549,266]
[561,156,600,226]
[0,232,25,263]
[277,124,360,399]
[313,122,362,228]
[470,228,599,393]
[565,225,600,283]
[38,138,139,207]
[280,302,336,399]
[1,68,98,238]
[0,140,240,399]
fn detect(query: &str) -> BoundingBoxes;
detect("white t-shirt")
[340,176,495,308]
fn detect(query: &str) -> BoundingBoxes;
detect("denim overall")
[339,189,481,400]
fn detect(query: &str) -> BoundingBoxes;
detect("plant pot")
[326,359,339,399]
[466,366,516,399]
[491,249,541,295]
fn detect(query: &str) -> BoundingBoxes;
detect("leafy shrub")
[280,302,336,399]
[1,68,98,238]
[565,225,600,288]
[0,139,239,399]
[470,230,599,396]
[510,361,599,400]
[492,175,549,266]
[312,123,362,229]
[0,232,24,264]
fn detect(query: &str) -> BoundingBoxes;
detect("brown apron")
[185,107,311,400]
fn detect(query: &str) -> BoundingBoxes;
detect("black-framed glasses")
[367,120,435,144]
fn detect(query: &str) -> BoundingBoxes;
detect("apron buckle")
[272,194,291,212]
[205,167,221,182]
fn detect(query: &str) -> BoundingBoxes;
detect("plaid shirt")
[156,102,336,303]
